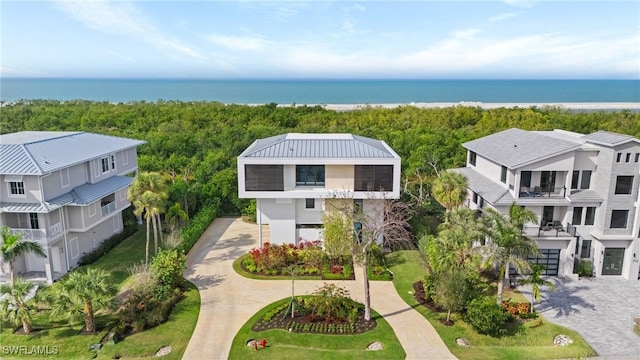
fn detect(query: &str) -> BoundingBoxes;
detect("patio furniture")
[552,220,563,231]
[533,186,543,197]
[520,187,531,197]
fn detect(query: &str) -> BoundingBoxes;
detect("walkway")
[183,217,456,360]
[519,276,640,359]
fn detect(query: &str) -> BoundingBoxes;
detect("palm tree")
[431,171,468,212]
[520,264,555,313]
[436,207,485,269]
[0,278,47,334]
[1,226,46,286]
[482,205,540,305]
[166,202,188,232]
[50,268,116,333]
[128,172,169,263]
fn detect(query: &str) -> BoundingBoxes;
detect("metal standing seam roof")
[463,128,582,169]
[240,133,398,159]
[50,176,133,206]
[581,131,638,147]
[0,131,145,175]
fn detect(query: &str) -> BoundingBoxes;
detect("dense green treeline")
[2,100,639,217]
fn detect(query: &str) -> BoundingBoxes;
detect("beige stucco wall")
[325,165,354,190]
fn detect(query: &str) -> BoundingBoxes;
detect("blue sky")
[1,1,638,79]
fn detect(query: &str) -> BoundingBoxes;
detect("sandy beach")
[316,102,640,111]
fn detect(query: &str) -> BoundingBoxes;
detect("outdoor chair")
[552,220,563,231]
[520,187,531,197]
[533,186,543,197]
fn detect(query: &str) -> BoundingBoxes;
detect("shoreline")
[307,102,640,111]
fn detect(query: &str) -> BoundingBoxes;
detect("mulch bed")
[413,281,446,313]
[252,307,377,335]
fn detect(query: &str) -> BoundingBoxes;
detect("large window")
[580,170,591,190]
[610,210,629,229]
[355,165,393,191]
[585,207,596,225]
[245,165,284,191]
[296,165,325,186]
[469,151,477,166]
[571,171,579,189]
[9,181,25,196]
[520,171,532,188]
[614,176,634,195]
[580,240,592,259]
[500,166,507,183]
[101,157,110,173]
[572,207,583,225]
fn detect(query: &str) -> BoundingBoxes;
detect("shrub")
[307,283,359,322]
[179,202,220,253]
[150,249,186,299]
[241,199,257,222]
[573,259,594,277]
[465,296,511,336]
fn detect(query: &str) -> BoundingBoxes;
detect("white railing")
[101,202,117,216]
[9,228,47,241]
[49,222,63,236]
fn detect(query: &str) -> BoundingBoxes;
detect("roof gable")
[463,128,581,169]
[582,130,638,147]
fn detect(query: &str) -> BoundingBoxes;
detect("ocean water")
[0,78,638,104]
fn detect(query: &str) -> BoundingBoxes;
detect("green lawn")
[0,228,200,359]
[228,297,406,360]
[387,250,596,360]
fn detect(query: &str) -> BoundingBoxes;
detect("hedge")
[178,199,221,254]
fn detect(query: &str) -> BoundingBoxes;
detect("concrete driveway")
[182,217,456,360]
[519,276,640,358]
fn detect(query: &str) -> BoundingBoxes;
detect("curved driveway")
[182,217,456,360]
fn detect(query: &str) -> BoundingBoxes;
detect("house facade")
[238,133,401,245]
[0,131,145,284]
[453,128,640,280]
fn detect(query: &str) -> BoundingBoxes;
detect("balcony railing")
[9,228,47,241]
[101,202,117,216]
[49,222,63,237]
[522,222,572,238]
[519,186,567,199]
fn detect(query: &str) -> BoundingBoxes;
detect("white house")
[453,128,640,280]
[238,133,401,245]
[0,131,145,284]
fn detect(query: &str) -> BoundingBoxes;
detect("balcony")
[101,202,117,216]
[9,228,46,241]
[523,222,574,239]
[519,186,567,199]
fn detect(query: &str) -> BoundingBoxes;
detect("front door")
[602,248,624,275]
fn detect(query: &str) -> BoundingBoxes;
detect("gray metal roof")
[451,167,512,204]
[463,128,582,169]
[0,202,50,214]
[0,131,145,175]
[49,176,133,206]
[581,131,637,147]
[240,133,398,159]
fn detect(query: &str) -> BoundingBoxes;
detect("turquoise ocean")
[1,78,638,104]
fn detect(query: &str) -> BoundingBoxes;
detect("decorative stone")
[246,339,257,347]
[367,341,384,351]
[455,337,471,347]
[553,334,573,346]
[154,345,172,357]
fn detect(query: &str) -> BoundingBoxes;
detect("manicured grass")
[387,250,596,360]
[228,297,406,360]
[0,227,200,360]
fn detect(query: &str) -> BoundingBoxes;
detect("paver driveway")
[182,217,456,360]
[519,276,640,358]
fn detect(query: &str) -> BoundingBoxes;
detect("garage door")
[510,249,560,276]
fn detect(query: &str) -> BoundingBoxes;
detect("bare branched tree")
[325,192,414,321]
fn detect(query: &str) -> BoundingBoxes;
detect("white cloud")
[489,12,520,22]
[207,34,267,51]
[502,0,536,8]
[54,0,205,60]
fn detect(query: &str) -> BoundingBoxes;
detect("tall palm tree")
[166,202,188,232]
[0,278,47,334]
[482,205,540,305]
[436,207,485,269]
[431,171,468,212]
[128,172,169,264]
[50,268,116,333]
[520,264,555,313]
[1,226,46,286]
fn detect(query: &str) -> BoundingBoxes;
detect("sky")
[1,1,639,79]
